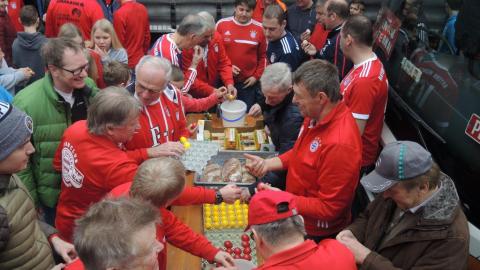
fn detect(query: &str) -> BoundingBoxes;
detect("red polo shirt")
[255,239,356,269]
[280,102,362,236]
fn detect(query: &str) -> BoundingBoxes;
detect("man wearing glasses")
[13,37,98,226]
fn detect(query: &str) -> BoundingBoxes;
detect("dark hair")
[350,0,366,8]
[446,0,462,10]
[293,59,342,102]
[42,38,84,67]
[170,66,185,82]
[342,15,373,46]
[263,4,286,24]
[327,0,350,19]
[103,61,131,87]
[235,0,256,10]
[20,5,38,26]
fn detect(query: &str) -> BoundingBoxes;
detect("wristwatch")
[215,190,224,204]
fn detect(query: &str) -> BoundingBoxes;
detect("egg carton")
[180,140,220,173]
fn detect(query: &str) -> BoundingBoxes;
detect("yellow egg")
[184,142,191,149]
[205,222,212,229]
[237,219,244,226]
[221,220,228,227]
[234,200,240,205]
[180,137,187,143]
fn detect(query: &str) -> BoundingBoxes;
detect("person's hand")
[187,123,198,135]
[51,263,65,270]
[301,40,317,56]
[240,188,251,203]
[243,76,257,88]
[20,67,34,80]
[147,142,186,158]
[300,29,311,42]
[336,229,371,264]
[50,235,77,264]
[248,103,262,117]
[94,44,108,58]
[226,84,237,98]
[214,86,228,100]
[213,267,239,270]
[84,40,93,49]
[218,184,242,203]
[244,154,268,178]
[257,182,281,192]
[214,250,236,267]
[191,45,205,68]
[232,65,241,77]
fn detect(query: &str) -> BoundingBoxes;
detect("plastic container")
[220,100,247,127]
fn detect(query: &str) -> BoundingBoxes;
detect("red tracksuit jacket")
[182,32,234,97]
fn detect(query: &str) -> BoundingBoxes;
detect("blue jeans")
[235,81,260,111]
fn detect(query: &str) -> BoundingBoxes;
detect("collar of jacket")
[42,74,92,110]
[0,174,15,196]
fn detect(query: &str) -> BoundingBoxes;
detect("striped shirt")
[266,31,305,71]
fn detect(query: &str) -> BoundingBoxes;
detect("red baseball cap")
[245,190,298,231]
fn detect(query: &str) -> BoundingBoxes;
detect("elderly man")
[53,87,142,242]
[125,56,241,207]
[286,0,317,41]
[263,4,305,71]
[66,197,164,270]
[245,59,362,241]
[248,63,303,190]
[182,12,237,98]
[337,141,469,269]
[245,190,356,269]
[0,101,76,269]
[302,0,352,79]
[150,14,210,93]
[13,38,98,225]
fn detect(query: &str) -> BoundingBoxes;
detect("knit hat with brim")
[0,102,33,161]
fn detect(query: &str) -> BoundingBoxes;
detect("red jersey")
[7,0,23,32]
[109,182,218,270]
[45,0,104,39]
[252,0,287,22]
[149,33,197,93]
[113,1,150,68]
[255,239,356,270]
[126,85,190,155]
[216,17,267,83]
[279,102,362,236]
[309,23,329,50]
[64,258,84,270]
[181,92,219,113]
[182,32,234,98]
[340,54,388,166]
[53,121,141,242]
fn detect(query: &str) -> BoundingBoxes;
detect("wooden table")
[166,172,203,269]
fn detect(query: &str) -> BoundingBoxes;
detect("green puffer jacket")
[13,74,98,207]
[0,174,55,270]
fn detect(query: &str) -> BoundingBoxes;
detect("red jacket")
[216,17,267,83]
[0,10,17,66]
[109,182,219,270]
[182,32,234,98]
[280,102,362,236]
[45,0,104,39]
[113,1,150,68]
[53,120,142,242]
[181,92,219,113]
[7,0,23,32]
[310,23,329,50]
[252,0,286,22]
[255,239,356,270]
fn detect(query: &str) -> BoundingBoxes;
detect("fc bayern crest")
[250,30,257,38]
[310,138,321,152]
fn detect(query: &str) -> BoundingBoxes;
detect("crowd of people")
[0,0,471,269]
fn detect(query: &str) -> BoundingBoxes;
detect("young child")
[91,19,128,65]
[108,157,236,270]
[349,0,366,15]
[12,5,47,85]
[103,60,131,88]
[171,66,227,112]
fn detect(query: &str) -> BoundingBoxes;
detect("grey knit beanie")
[0,102,33,161]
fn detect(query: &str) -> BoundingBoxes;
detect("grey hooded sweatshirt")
[12,32,48,87]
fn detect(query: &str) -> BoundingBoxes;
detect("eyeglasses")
[135,81,166,94]
[56,64,89,76]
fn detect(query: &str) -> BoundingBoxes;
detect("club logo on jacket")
[270,53,276,63]
[224,30,231,36]
[61,142,84,188]
[310,138,321,152]
[250,30,257,38]
[214,44,219,53]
